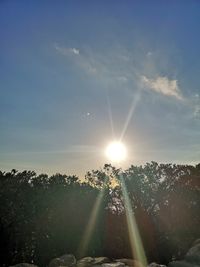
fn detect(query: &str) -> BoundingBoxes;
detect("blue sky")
[1,1,200,176]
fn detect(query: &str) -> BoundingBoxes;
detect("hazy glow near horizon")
[105,141,127,163]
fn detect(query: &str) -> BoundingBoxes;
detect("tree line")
[0,162,199,266]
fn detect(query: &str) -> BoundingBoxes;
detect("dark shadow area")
[0,162,199,266]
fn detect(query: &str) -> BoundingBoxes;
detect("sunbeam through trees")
[0,162,199,267]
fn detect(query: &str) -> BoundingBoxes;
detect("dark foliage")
[0,162,199,266]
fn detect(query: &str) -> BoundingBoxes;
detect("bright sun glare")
[105,141,127,163]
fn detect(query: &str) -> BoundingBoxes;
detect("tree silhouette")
[0,163,199,266]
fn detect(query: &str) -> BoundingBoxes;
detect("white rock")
[102,262,125,267]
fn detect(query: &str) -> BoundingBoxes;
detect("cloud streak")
[141,75,183,100]
[55,44,80,56]
[54,44,183,103]
[54,43,137,84]
[70,48,80,55]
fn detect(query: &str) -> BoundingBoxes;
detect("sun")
[105,141,127,163]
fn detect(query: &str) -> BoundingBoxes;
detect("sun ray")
[120,91,141,142]
[119,173,147,267]
[77,188,105,258]
[106,92,115,139]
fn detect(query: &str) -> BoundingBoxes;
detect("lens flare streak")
[119,174,147,267]
[120,91,141,141]
[106,92,115,139]
[77,189,105,257]
[78,173,147,267]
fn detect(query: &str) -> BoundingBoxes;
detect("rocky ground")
[10,239,200,267]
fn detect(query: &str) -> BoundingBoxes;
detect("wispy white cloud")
[70,48,79,55]
[141,75,183,100]
[55,43,100,75]
[55,43,187,104]
[55,43,80,56]
[54,43,135,83]
[54,42,200,125]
